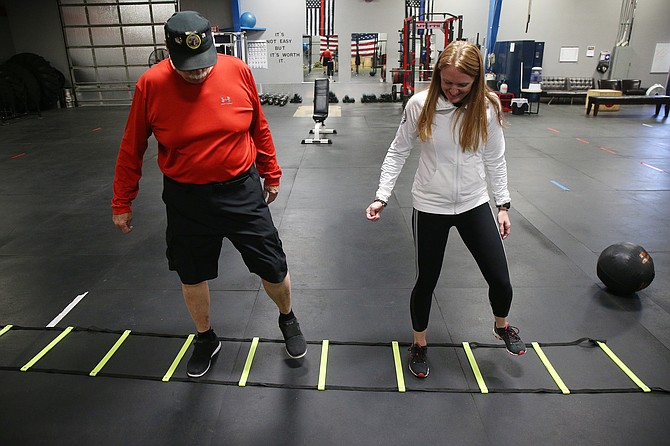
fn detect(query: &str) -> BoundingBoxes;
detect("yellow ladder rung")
[238,337,259,387]
[531,342,570,394]
[597,341,651,393]
[21,326,74,372]
[90,330,132,377]
[391,341,406,393]
[318,340,329,391]
[462,342,488,394]
[0,324,13,337]
[162,334,196,382]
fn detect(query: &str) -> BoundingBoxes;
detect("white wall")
[239,0,304,85]
[2,0,668,89]
[627,0,670,85]
[239,0,669,87]
[331,0,405,83]
[494,0,619,78]
[490,0,670,85]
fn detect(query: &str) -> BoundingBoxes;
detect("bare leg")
[265,272,306,358]
[413,330,427,346]
[182,281,211,332]
[262,272,292,314]
[495,316,508,329]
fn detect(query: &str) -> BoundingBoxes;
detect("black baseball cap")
[164,11,217,71]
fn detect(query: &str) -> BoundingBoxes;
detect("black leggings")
[410,203,513,332]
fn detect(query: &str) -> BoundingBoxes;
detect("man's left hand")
[264,184,279,204]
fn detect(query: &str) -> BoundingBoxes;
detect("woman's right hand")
[365,201,385,221]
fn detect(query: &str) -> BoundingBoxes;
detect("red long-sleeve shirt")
[112,54,281,214]
[320,49,333,63]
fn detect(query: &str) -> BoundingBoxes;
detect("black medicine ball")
[596,242,655,296]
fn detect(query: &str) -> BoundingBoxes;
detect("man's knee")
[182,280,207,288]
[262,269,289,286]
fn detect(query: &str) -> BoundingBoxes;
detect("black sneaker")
[494,323,526,355]
[408,344,429,378]
[278,316,307,359]
[187,330,221,378]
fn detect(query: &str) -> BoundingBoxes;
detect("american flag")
[351,33,378,58]
[319,35,338,53]
[406,0,433,19]
[306,0,335,36]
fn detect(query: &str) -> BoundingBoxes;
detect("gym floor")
[1,96,669,445]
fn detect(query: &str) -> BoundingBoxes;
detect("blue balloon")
[240,12,256,28]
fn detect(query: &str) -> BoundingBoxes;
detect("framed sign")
[559,46,579,63]
[247,40,268,69]
[651,42,670,73]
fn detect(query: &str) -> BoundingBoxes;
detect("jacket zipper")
[454,144,461,214]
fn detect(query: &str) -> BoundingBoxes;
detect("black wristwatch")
[497,202,511,211]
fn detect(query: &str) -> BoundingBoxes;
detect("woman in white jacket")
[365,41,525,379]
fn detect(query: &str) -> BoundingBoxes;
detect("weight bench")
[586,94,670,117]
[301,78,336,144]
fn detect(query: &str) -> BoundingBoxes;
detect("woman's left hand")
[498,210,511,240]
[365,201,385,221]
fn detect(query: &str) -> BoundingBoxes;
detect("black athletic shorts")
[161,165,288,285]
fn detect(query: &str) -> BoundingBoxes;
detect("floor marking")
[238,337,259,387]
[11,153,26,159]
[0,324,12,337]
[47,291,89,327]
[642,123,652,127]
[550,180,571,191]
[162,334,195,382]
[532,342,570,394]
[597,341,651,392]
[318,340,329,391]
[20,326,74,372]
[391,341,406,393]
[576,138,590,144]
[547,128,560,133]
[597,146,618,155]
[462,342,488,394]
[91,127,102,132]
[90,330,132,377]
[641,162,666,173]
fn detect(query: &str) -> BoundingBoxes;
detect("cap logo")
[186,32,203,49]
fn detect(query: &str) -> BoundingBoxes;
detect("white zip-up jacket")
[375,90,510,215]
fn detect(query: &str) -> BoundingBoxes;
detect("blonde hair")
[416,40,504,152]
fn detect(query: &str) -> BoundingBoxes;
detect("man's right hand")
[113,212,133,234]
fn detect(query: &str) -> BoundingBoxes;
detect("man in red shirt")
[112,11,306,378]
[320,47,334,79]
